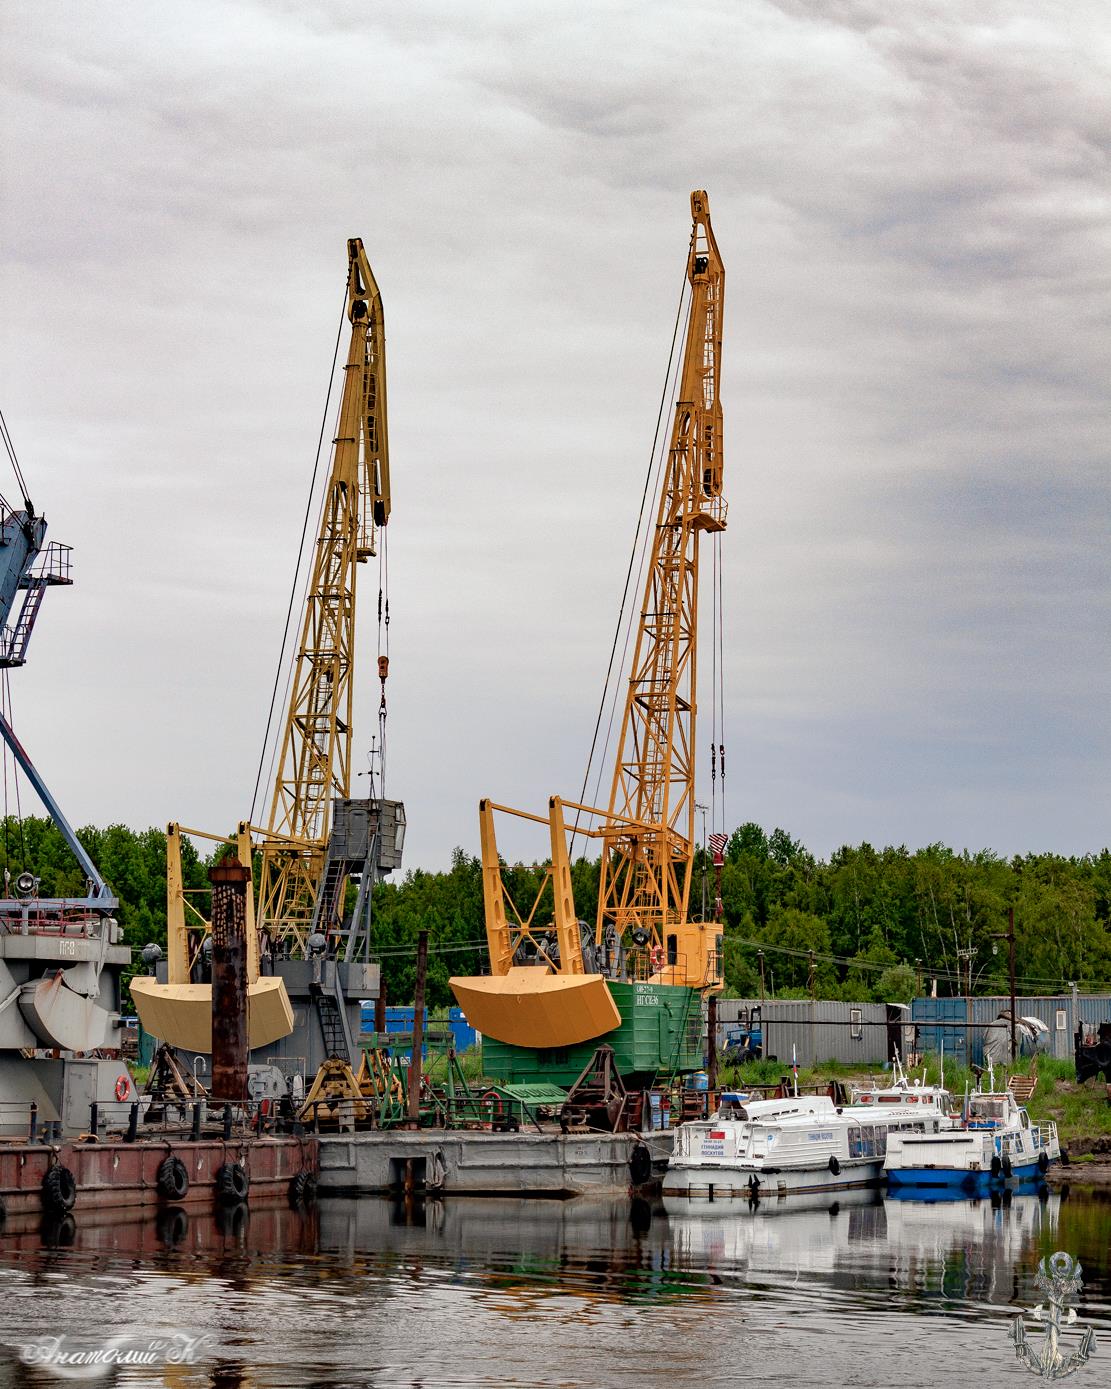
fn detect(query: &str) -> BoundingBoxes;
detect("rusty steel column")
[407,930,428,1127]
[210,857,250,1102]
[707,993,718,1093]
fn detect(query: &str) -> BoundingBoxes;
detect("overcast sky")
[1,1,1108,873]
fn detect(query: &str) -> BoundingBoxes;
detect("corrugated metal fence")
[910,993,1111,1066]
[716,999,900,1068]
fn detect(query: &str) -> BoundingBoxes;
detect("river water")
[0,1187,1107,1388]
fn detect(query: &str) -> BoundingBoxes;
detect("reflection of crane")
[451,191,726,1056]
[132,240,405,1059]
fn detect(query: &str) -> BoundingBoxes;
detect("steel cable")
[250,280,349,826]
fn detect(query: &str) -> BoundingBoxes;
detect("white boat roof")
[716,1095,840,1122]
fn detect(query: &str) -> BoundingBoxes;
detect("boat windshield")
[717,1097,749,1120]
[970,1097,1009,1122]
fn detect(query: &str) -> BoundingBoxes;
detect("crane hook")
[378,654,389,712]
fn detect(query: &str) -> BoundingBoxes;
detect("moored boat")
[663,1076,958,1201]
[884,1089,1059,1192]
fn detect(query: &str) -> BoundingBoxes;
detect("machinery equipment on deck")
[451,191,727,1083]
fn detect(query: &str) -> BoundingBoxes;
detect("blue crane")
[0,418,115,909]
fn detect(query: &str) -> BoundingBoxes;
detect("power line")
[726,933,1111,993]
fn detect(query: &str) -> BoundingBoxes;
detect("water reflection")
[0,1188,1105,1388]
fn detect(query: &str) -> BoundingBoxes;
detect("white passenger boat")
[884,1089,1060,1192]
[663,1079,956,1201]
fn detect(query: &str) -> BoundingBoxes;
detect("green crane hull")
[480,981,703,1088]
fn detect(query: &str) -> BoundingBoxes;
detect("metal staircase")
[0,543,72,668]
[313,987,351,1063]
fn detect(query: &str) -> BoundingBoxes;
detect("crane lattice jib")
[596,190,725,949]
[256,239,389,949]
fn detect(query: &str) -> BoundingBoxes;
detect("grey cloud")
[0,0,1107,868]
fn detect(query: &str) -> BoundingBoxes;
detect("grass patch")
[422,1046,487,1086]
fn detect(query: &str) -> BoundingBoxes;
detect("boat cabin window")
[970,1097,1008,1123]
[848,1125,888,1159]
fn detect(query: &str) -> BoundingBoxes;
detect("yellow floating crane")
[451,191,726,1056]
[255,237,390,956]
[133,239,398,1054]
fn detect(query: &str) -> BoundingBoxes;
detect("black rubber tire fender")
[990,1154,1002,1178]
[215,1161,250,1205]
[288,1170,318,1207]
[1037,1151,1049,1173]
[828,1156,841,1176]
[629,1142,652,1186]
[42,1164,77,1213]
[1001,1154,1013,1179]
[157,1155,190,1201]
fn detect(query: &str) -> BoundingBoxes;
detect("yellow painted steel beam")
[479,797,515,977]
[548,795,583,976]
[165,823,189,987]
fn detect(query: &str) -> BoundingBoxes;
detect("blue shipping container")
[359,1004,477,1060]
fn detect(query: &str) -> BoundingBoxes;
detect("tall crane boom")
[132,238,402,1058]
[256,238,390,951]
[450,192,726,1055]
[596,189,725,948]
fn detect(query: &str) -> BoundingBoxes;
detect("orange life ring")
[115,1074,131,1102]
[481,1089,503,1115]
[650,946,665,970]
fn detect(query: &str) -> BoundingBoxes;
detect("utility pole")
[1069,980,1079,1058]
[957,947,974,998]
[1008,907,1017,1064]
[989,910,1018,1064]
[807,949,817,1072]
[758,949,766,1004]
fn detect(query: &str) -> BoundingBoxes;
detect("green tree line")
[4,816,1109,1010]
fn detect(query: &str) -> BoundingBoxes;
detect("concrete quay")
[318,1128,675,1196]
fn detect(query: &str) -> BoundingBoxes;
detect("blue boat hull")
[886,1159,1049,1193]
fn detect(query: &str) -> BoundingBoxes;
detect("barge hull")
[0,1136,317,1216]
